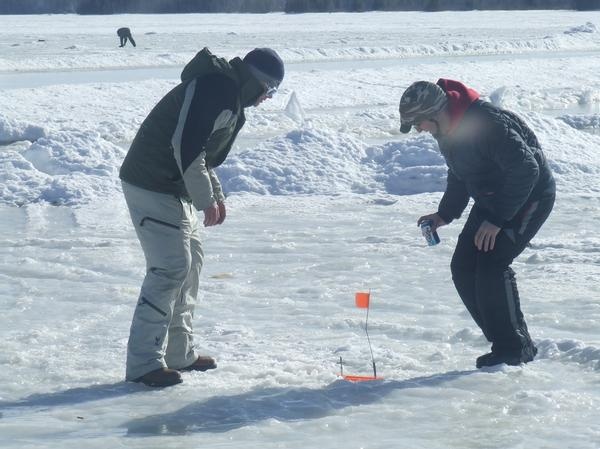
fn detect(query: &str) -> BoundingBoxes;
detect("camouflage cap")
[399,81,448,133]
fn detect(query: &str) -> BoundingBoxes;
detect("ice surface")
[0,10,599,449]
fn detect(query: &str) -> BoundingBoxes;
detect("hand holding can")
[420,219,440,246]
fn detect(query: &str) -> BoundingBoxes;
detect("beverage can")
[420,219,440,246]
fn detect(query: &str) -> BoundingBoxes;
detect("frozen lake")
[0,10,599,449]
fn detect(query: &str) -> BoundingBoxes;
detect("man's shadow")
[124,370,476,436]
[0,370,477,431]
[0,382,144,415]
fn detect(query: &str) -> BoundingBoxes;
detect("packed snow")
[0,10,599,449]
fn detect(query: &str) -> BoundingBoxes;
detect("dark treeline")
[0,0,598,14]
[285,0,600,11]
[0,0,285,14]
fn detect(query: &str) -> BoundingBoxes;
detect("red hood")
[436,78,480,133]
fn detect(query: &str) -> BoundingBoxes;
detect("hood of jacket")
[180,48,265,108]
[436,78,480,134]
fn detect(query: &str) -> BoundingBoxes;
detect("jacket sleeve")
[208,169,225,203]
[171,74,237,211]
[483,121,539,227]
[437,168,470,224]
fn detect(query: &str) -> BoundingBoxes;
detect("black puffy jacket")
[437,100,555,228]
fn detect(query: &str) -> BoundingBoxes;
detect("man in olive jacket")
[400,79,555,368]
[120,48,284,387]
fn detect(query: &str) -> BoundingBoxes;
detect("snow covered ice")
[1,10,600,449]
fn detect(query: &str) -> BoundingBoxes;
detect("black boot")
[476,346,537,369]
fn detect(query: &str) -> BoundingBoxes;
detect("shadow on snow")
[0,370,477,432]
[124,370,476,436]
[0,382,144,413]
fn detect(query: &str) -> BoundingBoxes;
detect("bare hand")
[417,213,447,232]
[216,202,226,225]
[474,220,501,252]
[203,203,220,227]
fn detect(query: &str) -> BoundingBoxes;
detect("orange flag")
[355,292,370,308]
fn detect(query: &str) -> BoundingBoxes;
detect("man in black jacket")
[400,79,555,368]
[117,27,136,47]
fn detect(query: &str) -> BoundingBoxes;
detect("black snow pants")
[450,192,555,358]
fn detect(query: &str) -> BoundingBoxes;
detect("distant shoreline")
[1,0,599,15]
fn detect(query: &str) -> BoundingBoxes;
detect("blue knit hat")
[243,48,285,87]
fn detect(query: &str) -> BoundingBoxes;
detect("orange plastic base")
[342,374,382,382]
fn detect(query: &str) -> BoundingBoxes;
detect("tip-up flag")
[339,291,382,382]
[355,292,370,308]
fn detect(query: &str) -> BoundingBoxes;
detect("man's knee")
[450,248,472,281]
[149,253,192,284]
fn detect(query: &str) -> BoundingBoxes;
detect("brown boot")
[180,355,217,372]
[134,368,182,387]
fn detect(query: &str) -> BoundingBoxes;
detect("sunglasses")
[265,87,277,98]
[264,83,278,98]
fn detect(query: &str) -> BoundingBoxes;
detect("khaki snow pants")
[122,181,203,380]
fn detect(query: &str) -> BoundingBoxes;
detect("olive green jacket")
[120,48,264,210]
